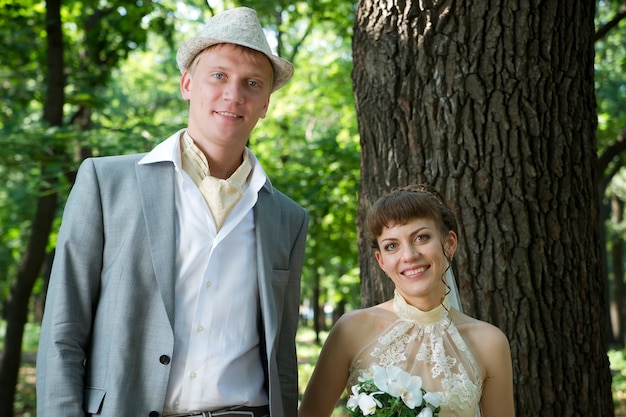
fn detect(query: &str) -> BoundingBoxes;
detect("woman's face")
[375,217,457,310]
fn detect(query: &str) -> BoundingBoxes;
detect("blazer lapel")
[136,161,177,328]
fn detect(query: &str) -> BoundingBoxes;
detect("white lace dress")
[347,291,483,417]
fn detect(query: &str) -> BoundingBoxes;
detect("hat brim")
[176,37,294,92]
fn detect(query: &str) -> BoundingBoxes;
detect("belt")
[164,405,269,417]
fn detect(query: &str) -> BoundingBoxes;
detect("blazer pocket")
[272,269,290,285]
[84,387,106,414]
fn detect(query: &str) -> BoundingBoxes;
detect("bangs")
[365,185,457,249]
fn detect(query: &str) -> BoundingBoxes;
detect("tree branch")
[597,125,626,182]
[595,2,626,42]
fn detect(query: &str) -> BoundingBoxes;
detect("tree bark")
[0,0,64,415]
[353,0,613,415]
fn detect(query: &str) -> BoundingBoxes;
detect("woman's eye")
[415,234,429,242]
[213,73,224,79]
[384,243,398,251]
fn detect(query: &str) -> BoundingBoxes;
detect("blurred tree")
[1,0,361,413]
[3,0,626,413]
[0,0,177,415]
[0,2,64,414]
[353,0,611,415]
[595,0,626,347]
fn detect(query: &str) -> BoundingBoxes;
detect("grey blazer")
[36,151,308,417]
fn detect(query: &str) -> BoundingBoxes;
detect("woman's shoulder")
[327,301,396,352]
[337,300,395,325]
[450,309,511,373]
[451,310,508,344]
[333,301,391,329]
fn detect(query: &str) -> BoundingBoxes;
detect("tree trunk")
[313,272,323,345]
[0,188,58,417]
[0,0,64,415]
[353,0,613,415]
[611,193,625,346]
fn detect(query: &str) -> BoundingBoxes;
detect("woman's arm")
[299,312,362,417]
[478,325,515,417]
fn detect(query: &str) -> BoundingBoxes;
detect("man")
[36,7,308,417]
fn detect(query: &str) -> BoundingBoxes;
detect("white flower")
[371,364,424,408]
[347,383,382,416]
[356,392,381,415]
[417,408,434,417]
[347,365,441,417]
[423,392,443,408]
[399,374,424,408]
[346,385,362,409]
[372,365,406,397]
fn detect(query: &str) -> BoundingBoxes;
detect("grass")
[4,322,38,417]
[611,349,626,416]
[8,322,626,416]
[296,326,349,417]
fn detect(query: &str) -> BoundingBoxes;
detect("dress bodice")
[347,292,483,417]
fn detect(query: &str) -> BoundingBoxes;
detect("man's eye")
[249,80,258,87]
[213,73,224,79]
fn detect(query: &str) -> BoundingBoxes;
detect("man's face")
[180,43,273,153]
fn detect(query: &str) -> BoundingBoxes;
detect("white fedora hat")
[176,7,294,92]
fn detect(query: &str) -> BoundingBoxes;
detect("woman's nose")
[401,244,419,260]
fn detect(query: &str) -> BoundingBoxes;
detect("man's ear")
[259,96,271,119]
[180,71,192,100]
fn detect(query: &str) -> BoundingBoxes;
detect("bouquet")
[347,364,442,417]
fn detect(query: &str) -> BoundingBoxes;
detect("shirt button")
[205,281,211,289]
[159,355,170,365]
[197,325,204,333]
[190,372,197,379]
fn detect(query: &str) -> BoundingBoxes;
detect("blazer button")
[148,412,160,417]
[159,355,170,365]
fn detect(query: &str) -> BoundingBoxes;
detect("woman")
[299,184,514,417]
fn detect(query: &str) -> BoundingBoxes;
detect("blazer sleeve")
[36,158,107,416]
[276,196,309,415]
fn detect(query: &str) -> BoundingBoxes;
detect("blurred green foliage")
[0,0,361,327]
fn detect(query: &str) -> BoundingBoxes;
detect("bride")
[298,184,514,417]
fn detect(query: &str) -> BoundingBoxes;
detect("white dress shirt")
[139,131,270,414]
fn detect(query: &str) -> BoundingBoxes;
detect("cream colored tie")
[180,132,251,230]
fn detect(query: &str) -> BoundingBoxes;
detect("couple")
[35,6,514,417]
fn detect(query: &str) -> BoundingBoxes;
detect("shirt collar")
[138,129,273,193]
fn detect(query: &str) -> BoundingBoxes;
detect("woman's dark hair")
[366,184,458,249]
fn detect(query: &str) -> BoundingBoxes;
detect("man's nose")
[223,82,245,103]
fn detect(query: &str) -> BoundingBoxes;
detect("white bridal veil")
[446,264,484,417]
[445,264,462,311]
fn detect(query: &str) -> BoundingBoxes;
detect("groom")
[36,7,308,417]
